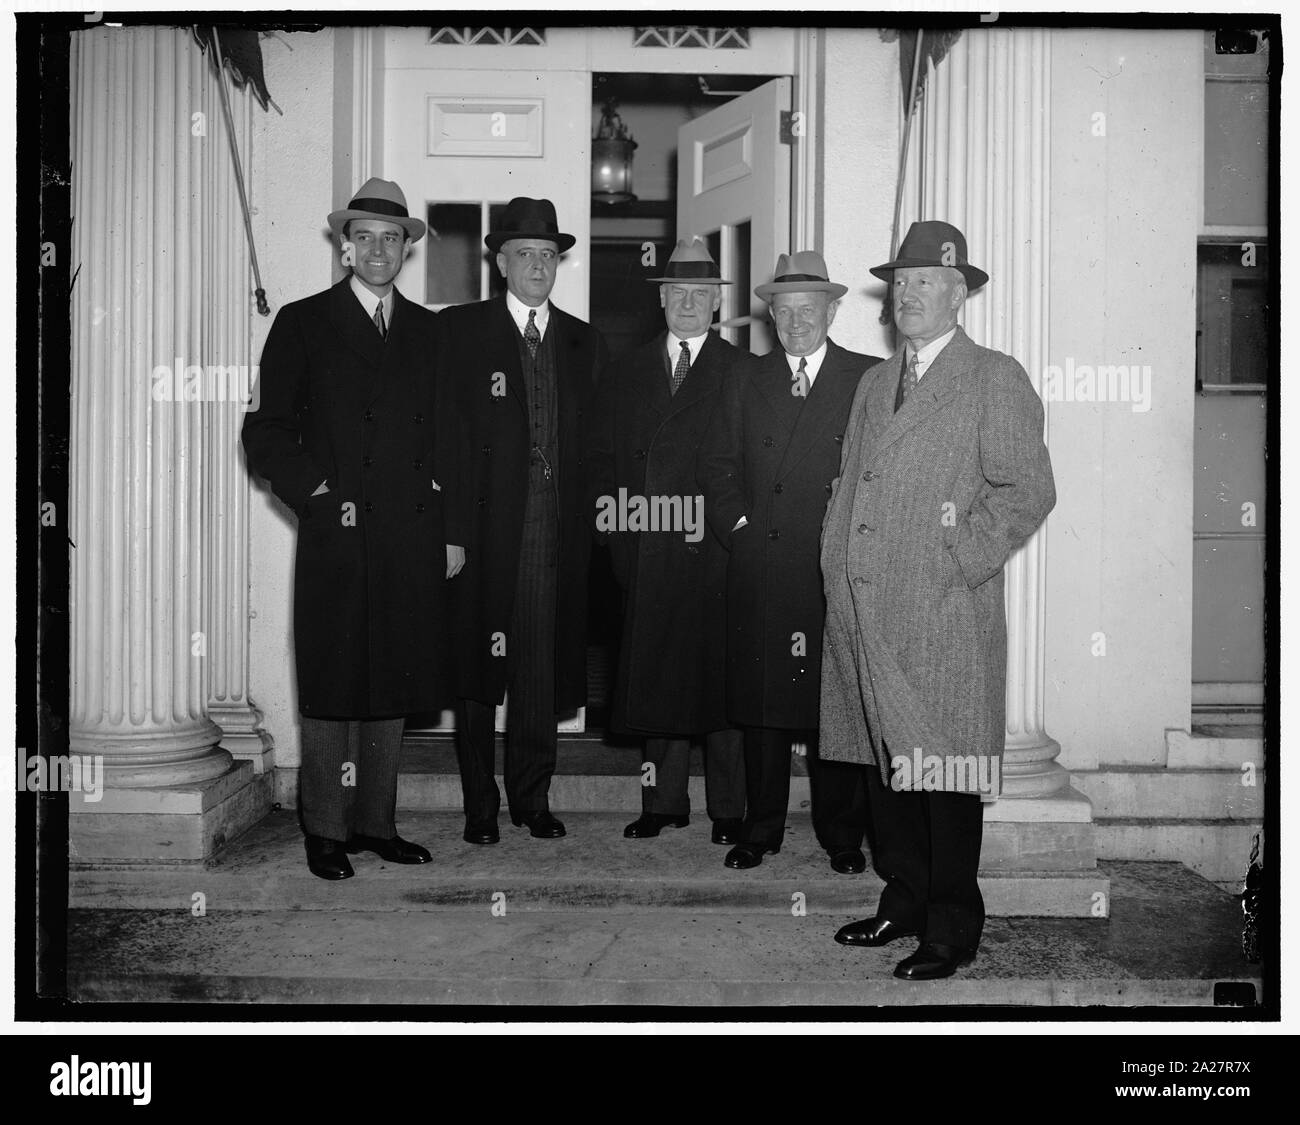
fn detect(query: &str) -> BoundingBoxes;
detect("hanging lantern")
[592,98,637,204]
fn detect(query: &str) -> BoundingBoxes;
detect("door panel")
[677,77,791,355]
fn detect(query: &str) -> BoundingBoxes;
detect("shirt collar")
[350,274,394,323]
[506,290,550,336]
[667,331,709,369]
[906,326,958,374]
[784,341,829,384]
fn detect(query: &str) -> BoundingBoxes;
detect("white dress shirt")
[506,290,551,338]
[784,340,829,388]
[906,326,958,381]
[350,274,393,327]
[667,331,709,370]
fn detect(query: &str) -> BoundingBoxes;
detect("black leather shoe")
[463,821,500,846]
[829,847,867,874]
[711,818,744,846]
[511,810,567,838]
[893,942,977,980]
[344,834,432,864]
[305,835,354,881]
[723,841,780,869]
[834,916,918,947]
[624,812,689,838]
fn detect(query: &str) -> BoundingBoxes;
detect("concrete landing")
[66,859,1259,1007]
[71,810,1105,917]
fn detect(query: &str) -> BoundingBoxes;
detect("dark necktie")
[524,308,541,360]
[795,356,809,397]
[671,340,690,395]
[900,352,918,406]
[373,300,386,339]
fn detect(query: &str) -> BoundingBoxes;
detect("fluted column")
[70,26,233,788]
[907,27,1067,797]
[201,41,273,770]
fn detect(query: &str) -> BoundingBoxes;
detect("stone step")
[64,859,1260,1008]
[1165,727,1264,769]
[1095,818,1262,886]
[71,810,1108,917]
[1073,767,1264,820]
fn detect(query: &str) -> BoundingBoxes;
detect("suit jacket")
[699,339,879,730]
[588,330,743,735]
[242,278,467,717]
[434,294,609,709]
[818,326,1056,792]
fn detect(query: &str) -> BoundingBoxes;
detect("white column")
[907,27,1067,797]
[200,45,273,770]
[70,26,233,788]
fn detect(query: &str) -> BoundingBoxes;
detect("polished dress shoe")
[894,941,977,980]
[344,834,432,864]
[624,812,689,838]
[829,847,867,874]
[463,821,500,846]
[511,809,567,838]
[723,841,780,869]
[834,916,918,947]
[711,818,744,846]
[305,834,354,881]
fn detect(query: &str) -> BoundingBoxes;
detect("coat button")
[413,458,423,470]
[773,482,783,494]
[362,456,374,468]
[477,497,487,507]
[482,445,492,456]
[363,410,374,422]
[768,529,780,540]
[415,502,426,514]
[413,413,425,424]
[834,433,843,444]
[862,470,874,482]
[854,576,867,586]
[762,436,774,447]
[858,524,869,534]
[634,449,646,460]
[825,483,833,496]
[364,501,375,513]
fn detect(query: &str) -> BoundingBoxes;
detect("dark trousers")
[299,716,405,842]
[457,462,559,822]
[863,754,986,950]
[741,727,868,850]
[641,728,745,819]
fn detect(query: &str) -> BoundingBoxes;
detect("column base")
[69,760,273,865]
[981,785,1099,872]
[210,701,276,774]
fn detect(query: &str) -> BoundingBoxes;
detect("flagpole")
[890,29,926,260]
[209,27,270,315]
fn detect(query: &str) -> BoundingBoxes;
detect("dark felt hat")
[869,220,988,290]
[485,197,576,254]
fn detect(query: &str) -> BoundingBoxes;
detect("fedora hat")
[646,236,731,284]
[754,250,848,300]
[485,197,576,254]
[869,220,988,290]
[328,178,426,242]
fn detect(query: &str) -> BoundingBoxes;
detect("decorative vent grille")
[429,27,546,46]
[633,26,751,49]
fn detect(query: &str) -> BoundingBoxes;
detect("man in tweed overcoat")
[819,221,1056,979]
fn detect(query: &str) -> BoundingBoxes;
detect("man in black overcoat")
[587,238,745,845]
[243,178,468,880]
[699,252,882,872]
[434,198,609,843]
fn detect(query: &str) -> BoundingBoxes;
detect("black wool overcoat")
[242,278,468,718]
[699,339,880,730]
[588,330,743,736]
[433,295,608,711]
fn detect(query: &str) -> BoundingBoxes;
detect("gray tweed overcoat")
[818,327,1056,793]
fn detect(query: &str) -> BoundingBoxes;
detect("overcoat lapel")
[482,295,529,416]
[868,327,973,458]
[776,341,861,481]
[329,278,385,373]
[752,351,798,442]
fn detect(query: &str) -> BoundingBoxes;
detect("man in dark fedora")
[699,251,881,872]
[435,197,608,843]
[587,237,746,845]
[820,220,1055,979]
[243,177,468,879]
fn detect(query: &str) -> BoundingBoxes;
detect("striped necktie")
[900,351,918,406]
[671,340,690,395]
[373,300,386,339]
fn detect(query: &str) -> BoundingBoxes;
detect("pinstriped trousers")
[299,716,405,841]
